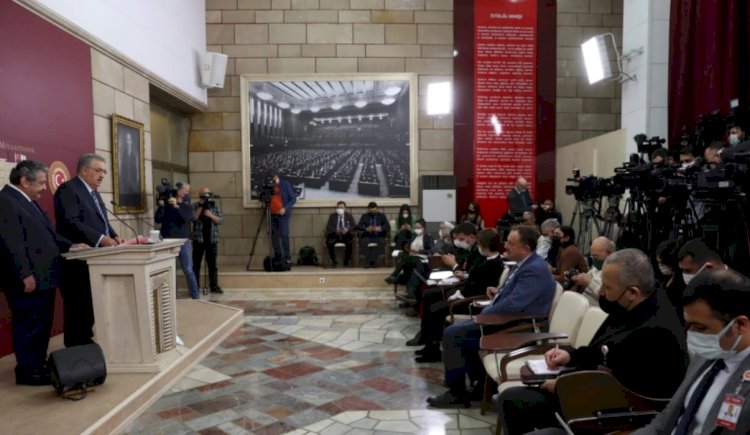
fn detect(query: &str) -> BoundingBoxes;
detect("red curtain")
[669,0,750,142]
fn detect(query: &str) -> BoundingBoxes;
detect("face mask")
[454,240,470,250]
[598,289,628,316]
[336,208,345,216]
[687,319,741,360]
[414,228,423,236]
[729,134,740,146]
[183,194,191,203]
[592,259,605,270]
[402,213,409,219]
[658,264,672,276]
[683,263,707,285]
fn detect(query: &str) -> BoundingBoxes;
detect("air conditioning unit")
[420,175,456,232]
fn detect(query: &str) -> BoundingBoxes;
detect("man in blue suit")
[268,169,296,262]
[54,153,125,347]
[0,160,81,385]
[427,224,557,408]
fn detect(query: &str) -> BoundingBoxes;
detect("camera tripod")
[600,195,623,241]
[569,197,603,255]
[245,201,275,271]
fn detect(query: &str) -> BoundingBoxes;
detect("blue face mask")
[687,319,741,360]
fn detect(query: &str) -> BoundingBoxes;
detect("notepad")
[526,359,569,376]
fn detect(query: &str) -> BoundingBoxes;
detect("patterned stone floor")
[125,287,497,434]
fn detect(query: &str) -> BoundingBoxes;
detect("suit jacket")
[278,178,296,212]
[54,176,118,246]
[325,211,356,235]
[482,253,556,315]
[463,256,504,298]
[634,351,750,435]
[569,289,688,399]
[0,186,70,293]
[508,188,534,217]
[357,212,390,238]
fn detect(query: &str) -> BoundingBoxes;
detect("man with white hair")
[536,218,561,262]
[571,236,616,305]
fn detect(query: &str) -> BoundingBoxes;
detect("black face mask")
[599,291,627,316]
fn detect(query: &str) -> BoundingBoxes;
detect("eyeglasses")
[87,167,107,175]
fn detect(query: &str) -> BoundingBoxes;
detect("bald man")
[507,177,535,219]
[571,236,616,305]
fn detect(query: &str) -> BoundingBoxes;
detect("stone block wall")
[195,0,454,267]
[556,0,623,147]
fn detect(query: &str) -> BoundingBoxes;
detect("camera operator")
[155,182,200,299]
[268,169,296,262]
[704,141,725,168]
[192,187,223,294]
[678,145,697,169]
[570,236,615,305]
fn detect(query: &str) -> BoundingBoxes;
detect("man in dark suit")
[325,201,356,267]
[427,225,556,408]
[632,269,750,435]
[0,160,80,385]
[357,201,390,268]
[507,177,536,219]
[54,153,124,347]
[500,248,688,434]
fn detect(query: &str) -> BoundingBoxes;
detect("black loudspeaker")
[48,343,107,399]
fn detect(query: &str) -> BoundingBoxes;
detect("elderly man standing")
[571,236,616,305]
[507,177,536,219]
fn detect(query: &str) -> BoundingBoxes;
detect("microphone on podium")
[104,204,141,245]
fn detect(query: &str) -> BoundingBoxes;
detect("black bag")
[297,246,318,266]
[48,343,107,400]
[264,254,292,272]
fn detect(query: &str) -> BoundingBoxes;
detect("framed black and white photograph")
[112,115,145,213]
[240,73,418,208]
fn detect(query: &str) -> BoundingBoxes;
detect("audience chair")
[445,266,512,325]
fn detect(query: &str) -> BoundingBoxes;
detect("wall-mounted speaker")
[200,52,228,89]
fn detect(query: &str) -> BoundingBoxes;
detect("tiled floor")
[126,287,497,434]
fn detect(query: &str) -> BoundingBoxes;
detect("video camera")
[562,268,580,290]
[199,192,221,209]
[258,176,276,203]
[565,169,625,201]
[155,178,177,202]
[634,133,666,155]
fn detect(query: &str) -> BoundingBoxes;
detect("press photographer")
[268,169,296,263]
[192,187,223,294]
[155,182,200,299]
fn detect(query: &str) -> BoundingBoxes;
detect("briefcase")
[48,343,107,400]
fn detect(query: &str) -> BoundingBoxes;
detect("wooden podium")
[63,239,187,373]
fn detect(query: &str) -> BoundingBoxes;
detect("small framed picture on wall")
[112,115,145,214]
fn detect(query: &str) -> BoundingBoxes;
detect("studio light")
[581,33,642,84]
[427,82,451,115]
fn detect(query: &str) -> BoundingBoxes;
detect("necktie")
[492,265,517,303]
[338,215,344,229]
[674,359,726,434]
[91,190,109,234]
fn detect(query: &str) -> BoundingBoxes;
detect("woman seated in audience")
[522,211,538,229]
[551,225,588,285]
[656,238,685,323]
[535,198,563,226]
[394,203,415,250]
[458,200,485,229]
[386,219,434,285]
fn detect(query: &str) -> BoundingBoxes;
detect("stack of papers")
[526,359,569,376]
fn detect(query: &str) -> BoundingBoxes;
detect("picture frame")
[111,114,145,214]
[240,73,419,208]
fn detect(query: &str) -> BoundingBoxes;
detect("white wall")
[620,0,670,154]
[26,0,207,104]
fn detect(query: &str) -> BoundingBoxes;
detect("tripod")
[569,197,603,255]
[245,201,274,271]
[601,195,623,241]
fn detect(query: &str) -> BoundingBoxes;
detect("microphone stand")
[104,206,141,244]
[110,200,155,229]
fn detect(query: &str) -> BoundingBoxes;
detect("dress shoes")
[415,349,442,363]
[210,286,224,294]
[16,370,51,386]
[426,390,470,409]
[405,332,424,346]
[384,274,398,285]
[414,343,440,356]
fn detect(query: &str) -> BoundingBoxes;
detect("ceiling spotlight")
[310,106,320,113]
[290,108,301,114]
[384,86,401,96]
[331,102,343,110]
[354,100,367,108]
[277,102,290,109]
[381,97,396,105]
[257,92,273,101]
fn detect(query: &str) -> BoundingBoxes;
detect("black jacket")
[462,256,504,298]
[325,211,357,235]
[155,202,195,238]
[357,212,390,238]
[405,232,435,254]
[54,176,119,246]
[568,289,688,398]
[508,188,534,217]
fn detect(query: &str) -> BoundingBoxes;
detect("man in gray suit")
[633,268,750,435]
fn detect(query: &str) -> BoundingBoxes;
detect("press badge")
[716,395,744,430]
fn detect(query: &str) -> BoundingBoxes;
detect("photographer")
[570,236,615,305]
[192,187,223,294]
[155,182,200,299]
[268,169,296,262]
[551,225,588,286]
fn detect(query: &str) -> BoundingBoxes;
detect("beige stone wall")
[91,49,155,237]
[196,0,453,267]
[556,0,623,147]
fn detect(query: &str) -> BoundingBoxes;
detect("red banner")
[473,0,538,226]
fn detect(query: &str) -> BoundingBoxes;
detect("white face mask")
[336,208,345,216]
[729,134,740,146]
[658,264,672,276]
[414,228,423,236]
[454,240,470,250]
[402,213,409,218]
[683,263,707,285]
[687,319,741,360]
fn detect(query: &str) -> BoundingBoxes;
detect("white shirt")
[675,346,750,434]
[536,235,551,259]
[8,183,32,202]
[492,253,531,302]
[582,266,603,306]
[410,234,424,252]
